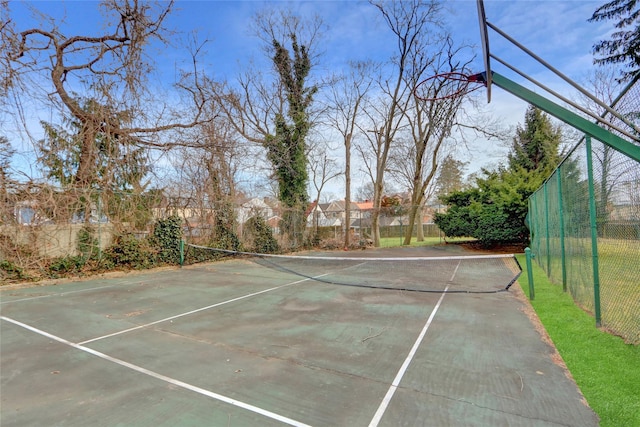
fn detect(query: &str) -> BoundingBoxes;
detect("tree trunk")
[403,204,419,246]
[371,179,384,246]
[344,134,351,248]
[416,201,425,241]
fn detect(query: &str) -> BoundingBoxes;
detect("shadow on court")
[1,246,598,426]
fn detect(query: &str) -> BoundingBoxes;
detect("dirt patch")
[459,241,527,254]
[0,265,181,291]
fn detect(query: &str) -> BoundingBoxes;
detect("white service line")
[80,275,326,345]
[1,315,311,427]
[368,261,461,427]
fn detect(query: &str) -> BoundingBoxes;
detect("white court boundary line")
[368,261,462,427]
[80,275,327,345]
[1,316,311,427]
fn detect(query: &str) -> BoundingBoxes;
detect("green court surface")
[1,246,598,426]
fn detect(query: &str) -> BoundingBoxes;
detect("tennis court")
[1,246,598,426]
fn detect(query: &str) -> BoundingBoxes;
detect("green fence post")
[528,194,537,256]
[585,136,602,327]
[544,183,551,274]
[528,197,533,244]
[557,171,567,292]
[179,239,185,267]
[525,247,535,300]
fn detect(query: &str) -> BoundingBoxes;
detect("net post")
[556,171,567,292]
[179,239,185,267]
[585,136,602,327]
[525,247,535,300]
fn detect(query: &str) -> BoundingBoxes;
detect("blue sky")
[4,0,614,194]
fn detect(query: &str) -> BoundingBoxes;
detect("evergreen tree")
[435,106,563,246]
[435,155,468,200]
[589,0,640,81]
[38,98,149,191]
[508,106,562,174]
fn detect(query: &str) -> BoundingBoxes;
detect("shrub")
[47,255,86,278]
[77,226,100,260]
[103,233,156,269]
[435,167,542,247]
[0,259,28,282]
[212,216,242,252]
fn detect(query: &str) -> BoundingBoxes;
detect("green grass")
[517,254,640,427]
[533,238,640,344]
[378,236,472,248]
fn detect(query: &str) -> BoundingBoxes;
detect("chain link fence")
[529,77,640,344]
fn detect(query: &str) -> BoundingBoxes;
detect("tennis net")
[186,244,522,294]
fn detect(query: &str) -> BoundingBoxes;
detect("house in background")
[310,202,340,228]
[235,197,274,224]
[322,200,361,230]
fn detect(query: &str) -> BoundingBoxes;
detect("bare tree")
[362,0,446,247]
[397,37,474,245]
[579,67,634,226]
[323,61,376,247]
[307,142,342,234]
[2,0,211,190]
[308,142,342,207]
[168,109,245,244]
[355,181,375,202]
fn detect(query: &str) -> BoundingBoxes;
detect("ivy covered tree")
[211,10,322,249]
[267,34,317,246]
[0,136,14,223]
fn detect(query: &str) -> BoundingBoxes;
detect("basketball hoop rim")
[414,71,487,102]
